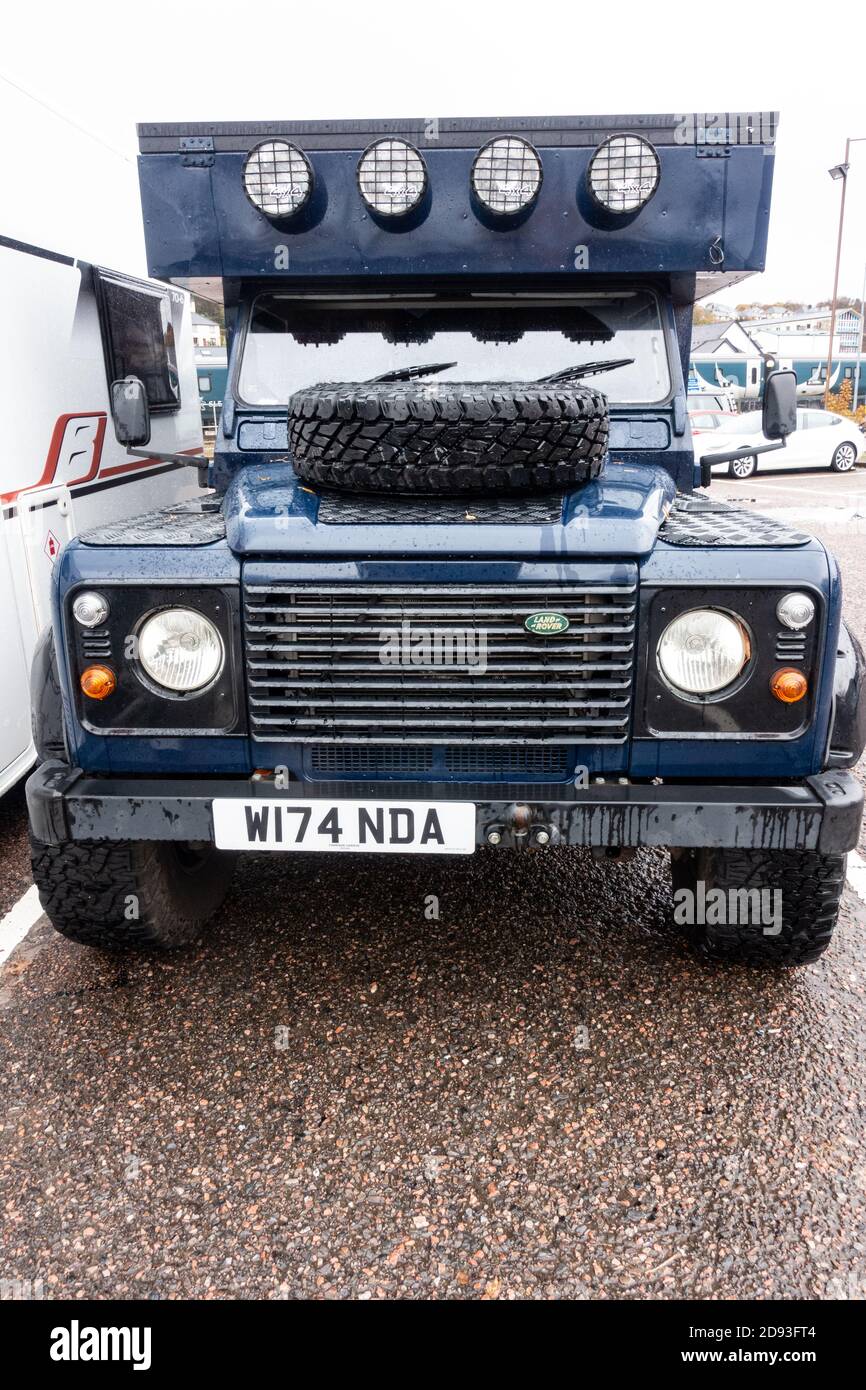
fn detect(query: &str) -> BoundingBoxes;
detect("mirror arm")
[125,446,209,469]
[699,439,788,467]
[698,439,789,489]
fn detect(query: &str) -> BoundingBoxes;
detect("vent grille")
[244,583,636,746]
[446,746,570,776]
[306,744,571,780]
[81,629,112,660]
[774,629,807,663]
[310,745,435,776]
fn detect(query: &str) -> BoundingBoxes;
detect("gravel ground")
[1,468,865,1301]
[1,845,866,1301]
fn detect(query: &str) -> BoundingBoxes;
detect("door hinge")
[179,135,214,167]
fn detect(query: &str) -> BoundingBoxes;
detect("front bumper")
[26,762,864,856]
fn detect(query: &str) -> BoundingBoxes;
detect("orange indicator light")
[770,668,808,704]
[80,665,117,700]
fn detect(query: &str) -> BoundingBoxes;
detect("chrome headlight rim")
[135,606,225,698]
[587,132,661,215]
[656,606,753,702]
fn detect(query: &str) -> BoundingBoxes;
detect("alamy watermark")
[0,1276,44,1300]
[674,881,782,936]
[674,113,777,147]
[379,620,487,674]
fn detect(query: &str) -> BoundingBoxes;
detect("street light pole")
[824,137,866,410]
[854,259,866,414]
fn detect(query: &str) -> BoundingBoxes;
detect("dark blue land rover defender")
[27,113,866,964]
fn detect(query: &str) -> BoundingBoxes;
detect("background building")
[191,312,222,348]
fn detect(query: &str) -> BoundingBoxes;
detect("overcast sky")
[2,1,865,310]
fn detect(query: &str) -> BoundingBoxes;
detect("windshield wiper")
[539,358,635,384]
[368,357,635,386]
[369,362,457,383]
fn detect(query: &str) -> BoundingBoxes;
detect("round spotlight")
[587,133,660,214]
[138,609,224,695]
[471,136,542,215]
[657,609,750,697]
[243,140,313,219]
[72,591,110,628]
[357,139,427,216]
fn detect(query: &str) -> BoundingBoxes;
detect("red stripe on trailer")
[2,421,202,502]
[1,412,107,504]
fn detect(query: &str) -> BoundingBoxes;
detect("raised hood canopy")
[136,112,777,293]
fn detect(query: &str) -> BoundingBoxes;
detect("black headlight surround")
[67,584,245,735]
[636,584,823,739]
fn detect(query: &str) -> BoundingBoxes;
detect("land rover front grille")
[243,583,637,745]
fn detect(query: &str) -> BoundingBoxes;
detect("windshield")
[238,291,671,407]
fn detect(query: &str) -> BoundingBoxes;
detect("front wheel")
[831,441,858,473]
[728,454,757,479]
[31,837,236,950]
[670,846,846,965]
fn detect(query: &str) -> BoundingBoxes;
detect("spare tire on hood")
[287,377,609,495]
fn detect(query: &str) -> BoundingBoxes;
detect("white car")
[700,408,864,480]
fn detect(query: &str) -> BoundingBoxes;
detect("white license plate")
[212,798,476,854]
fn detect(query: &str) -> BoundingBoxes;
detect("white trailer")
[0,235,204,795]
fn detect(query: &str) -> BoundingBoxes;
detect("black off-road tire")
[671,846,846,965]
[287,380,609,494]
[30,836,236,951]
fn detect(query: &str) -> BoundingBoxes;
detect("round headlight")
[357,139,427,216]
[471,136,542,215]
[776,592,815,631]
[72,591,110,628]
[587,133,660,214]
[138,609,224,694]
[657,609,750,696]
[243,140,313,219]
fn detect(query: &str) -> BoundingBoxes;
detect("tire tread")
[288,380,609,494]
[672,847,845,966]
[30,837,234,951]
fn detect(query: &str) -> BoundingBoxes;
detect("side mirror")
[762,369,797,441]
[110,376,151,447]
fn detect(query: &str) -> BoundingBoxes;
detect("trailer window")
[97,273,180,411]
[239,291,671,407]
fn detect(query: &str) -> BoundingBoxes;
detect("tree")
[826,377,866,426]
